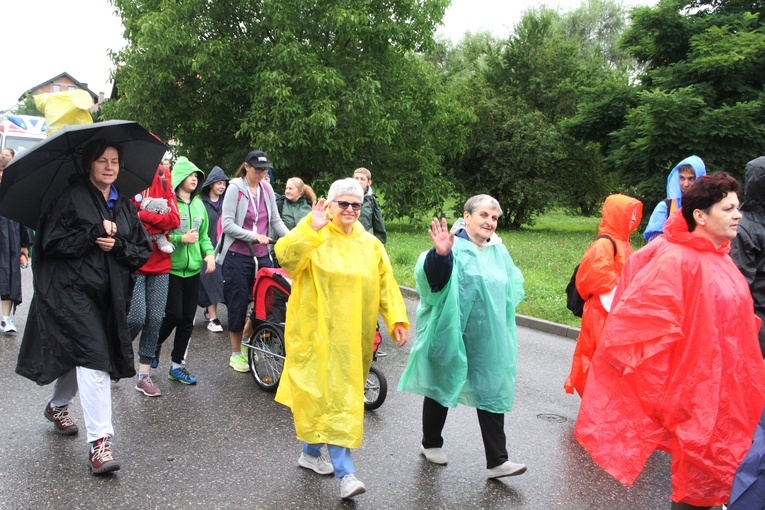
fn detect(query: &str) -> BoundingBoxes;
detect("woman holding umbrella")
[16,138,152,475]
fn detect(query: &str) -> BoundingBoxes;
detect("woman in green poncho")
[398,194,527,479]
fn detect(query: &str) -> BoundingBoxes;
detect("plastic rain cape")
[564,194,643,397]
[574,212,765,507]
[397,235,524,413]
[274,215,408,448]
[34,90,93,134]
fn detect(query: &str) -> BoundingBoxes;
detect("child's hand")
[182,229,199,244]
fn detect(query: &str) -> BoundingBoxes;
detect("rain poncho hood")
[643,155,706,240]
[575,211,765,507]
[274,215,409,448]
[397,233,524,413]
[730,156,765,356]
[564,194,643,397]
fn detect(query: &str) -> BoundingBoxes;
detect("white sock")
[231,352,242,358]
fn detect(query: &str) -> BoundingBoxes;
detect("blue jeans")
[303,443,355,478]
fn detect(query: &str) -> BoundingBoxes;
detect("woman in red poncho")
[575,173,765,509]
[564,194,643,397]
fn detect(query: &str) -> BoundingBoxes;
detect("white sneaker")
[486,460,527,479]
[340,474,366,499]
[207,318,223,333]
[2,318,16,333]
[420,445,448,465]
[298,452,334,475]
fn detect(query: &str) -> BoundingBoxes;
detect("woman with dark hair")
[16,139,152,475]
[216,150,288,372]
[575,173,765,509]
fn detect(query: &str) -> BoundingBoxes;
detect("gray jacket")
[215,177,288,264]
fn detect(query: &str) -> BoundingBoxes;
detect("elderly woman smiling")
[274,178,409,500]
[398,194,527,480]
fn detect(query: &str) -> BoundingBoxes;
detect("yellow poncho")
[274,215,409,448]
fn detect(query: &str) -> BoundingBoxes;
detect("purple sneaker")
[135,375,162,397]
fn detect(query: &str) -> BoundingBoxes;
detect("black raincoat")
[16,176,152,384]
[0,216,32,306]
[731,156,765,357]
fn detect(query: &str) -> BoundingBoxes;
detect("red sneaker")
[89,437,120,475]
[44,402,79,436]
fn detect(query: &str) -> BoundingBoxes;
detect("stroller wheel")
[364,365,387,410]
[248,323,285,392]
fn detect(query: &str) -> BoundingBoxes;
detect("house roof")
[18,72,98,102]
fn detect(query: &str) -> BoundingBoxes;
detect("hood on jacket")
[743,156,765,210]
[598,194,643,242]
[172,157,205,198]
[666,155,706,205]
[598,194,643,241]
[202,165,229,194]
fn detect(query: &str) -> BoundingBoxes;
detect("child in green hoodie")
[155,157,216,384]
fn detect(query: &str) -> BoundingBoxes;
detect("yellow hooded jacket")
[274,214,409,448]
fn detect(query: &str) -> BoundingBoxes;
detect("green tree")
[608,0,765,207]
[12,95,43,117]
[102,0,464,219]
[447,2,633,222]
[449,96,562,229]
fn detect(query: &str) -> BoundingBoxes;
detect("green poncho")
[398,235,524,413]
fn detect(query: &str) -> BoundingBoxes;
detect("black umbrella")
[0,120,167,228]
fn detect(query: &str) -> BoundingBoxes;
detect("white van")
[0,114,47,155]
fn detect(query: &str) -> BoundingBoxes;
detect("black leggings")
[422,396,508,469]
[156,273,200,365]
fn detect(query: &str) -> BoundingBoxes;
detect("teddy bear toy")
[140,197,175,254]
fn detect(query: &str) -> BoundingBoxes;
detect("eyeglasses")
[333,200,362,211]
[252,167,269,173]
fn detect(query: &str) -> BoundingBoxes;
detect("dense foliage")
[102,0,765,227]
[103,0,466,219]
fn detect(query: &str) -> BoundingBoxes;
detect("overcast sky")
[0,0,656,112]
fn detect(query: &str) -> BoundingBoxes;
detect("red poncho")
[564,194,643,396]
[575,211,765,507]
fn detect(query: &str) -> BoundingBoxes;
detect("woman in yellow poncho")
[274,177,409,500]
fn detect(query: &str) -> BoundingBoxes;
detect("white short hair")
[327,178,363,202]
[464,194,502,216]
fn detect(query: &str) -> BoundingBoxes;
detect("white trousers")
[49,367,113,443]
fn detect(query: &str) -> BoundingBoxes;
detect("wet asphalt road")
[0,267,694,509]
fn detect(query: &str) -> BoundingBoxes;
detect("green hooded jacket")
[168,157,215,277]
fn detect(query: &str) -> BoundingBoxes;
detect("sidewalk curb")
[400,285,580,340]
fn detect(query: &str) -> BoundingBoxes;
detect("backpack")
[565,235,617,318]
[663,198,678,219]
